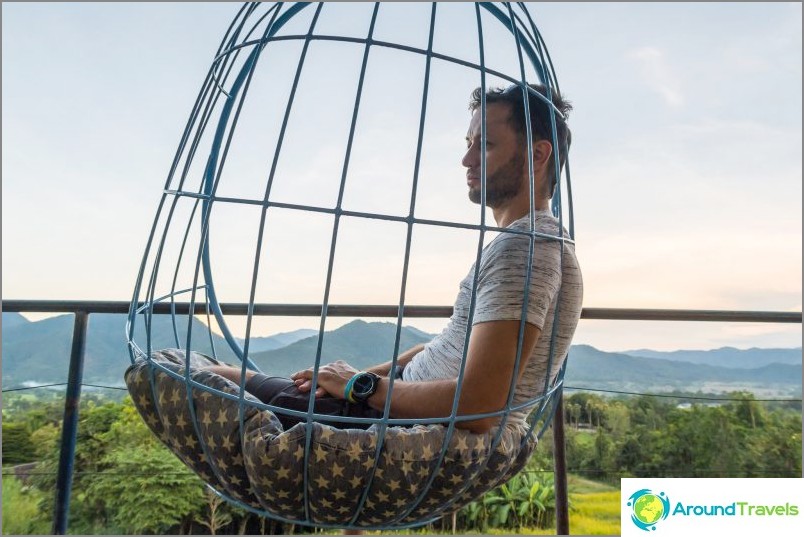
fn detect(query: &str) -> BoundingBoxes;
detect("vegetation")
[1,389,800,535]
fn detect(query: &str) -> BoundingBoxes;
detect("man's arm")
[365,343,425,376]
[368,320,540,433]
[292,321,540,434]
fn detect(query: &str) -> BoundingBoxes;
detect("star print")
[401,460,413,476]
[314,475,329,488]
[216,409,228,426]
[332,462,344,478]
[314,445,328,463]
[175,414,187,430]
[347,441,364,463]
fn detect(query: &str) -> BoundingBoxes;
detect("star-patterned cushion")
[126,349,538,528]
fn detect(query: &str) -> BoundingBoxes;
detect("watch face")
[353,374,374,396]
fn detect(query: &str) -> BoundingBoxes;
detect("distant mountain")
[622,347,802,369]
[236,329,318,354]
[1,313,239,389]
[2,312,29,330]
[565,345,801,390]
[249,320,433,376]
[2,315,800,396]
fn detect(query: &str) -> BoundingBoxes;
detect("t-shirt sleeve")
[471,232,562,329]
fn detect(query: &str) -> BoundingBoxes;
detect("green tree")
[86,444,205,534]
[727,391,766,429]
[1,421,37,464]
[2,476,50,535]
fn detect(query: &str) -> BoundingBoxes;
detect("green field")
[371,475,621,536]
[484,476,621,536]
[566,476,621,535]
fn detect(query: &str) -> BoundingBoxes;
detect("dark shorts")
[244,367,404,430]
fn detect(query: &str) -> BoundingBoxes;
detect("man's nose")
[462,145,478,168]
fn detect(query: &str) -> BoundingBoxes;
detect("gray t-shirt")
[402,210,583,428]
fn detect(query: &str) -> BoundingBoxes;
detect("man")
[209,84,583,435]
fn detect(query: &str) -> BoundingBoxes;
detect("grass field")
[376,474,622,536]
[566,475,621,535]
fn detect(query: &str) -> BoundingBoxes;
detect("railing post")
[553,392,569,535]
[52,311,89,535]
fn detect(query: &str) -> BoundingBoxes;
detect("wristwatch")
[349,372,382,403]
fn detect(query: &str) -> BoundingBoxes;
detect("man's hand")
[290,360,359,400]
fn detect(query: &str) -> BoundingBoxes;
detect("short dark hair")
[469,84,572,196]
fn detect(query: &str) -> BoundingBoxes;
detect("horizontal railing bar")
[581,308,802,324]
[1,300,801,323]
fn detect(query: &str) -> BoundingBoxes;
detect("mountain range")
[2,312,801,396]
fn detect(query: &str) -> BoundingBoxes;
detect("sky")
[2,2,801,352]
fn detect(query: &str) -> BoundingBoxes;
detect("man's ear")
[532,139,553,171]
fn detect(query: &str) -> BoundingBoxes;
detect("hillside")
[2,312,30,330]
[1,313,238,388]
[249,320,433,375]
[2,315,800,397]
[236,328,318,354]
[564,345,801,392]
[622,346,802,369]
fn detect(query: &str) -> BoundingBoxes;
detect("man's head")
[465,84,572,203]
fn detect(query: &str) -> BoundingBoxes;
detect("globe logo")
[627,489,670,531]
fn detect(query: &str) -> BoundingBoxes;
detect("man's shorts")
[244,367,404,430]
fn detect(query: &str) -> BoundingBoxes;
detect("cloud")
[628,46,684,107]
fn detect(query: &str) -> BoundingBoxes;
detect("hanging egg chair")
[125,1,578,530]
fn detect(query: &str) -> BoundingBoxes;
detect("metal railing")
[2,299,801,534]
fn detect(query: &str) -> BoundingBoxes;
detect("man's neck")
[492,199,550,228]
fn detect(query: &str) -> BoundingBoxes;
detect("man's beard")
[468,151,526,208]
